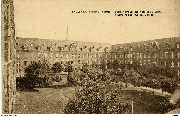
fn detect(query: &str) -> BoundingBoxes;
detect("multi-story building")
[16,37,111,77]
[109,37,180,77]
[2,0,16,113]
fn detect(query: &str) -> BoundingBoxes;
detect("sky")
[14,0,180,44]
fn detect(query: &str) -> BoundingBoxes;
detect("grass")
[120,90,172,114]
[14,84,76,114]
[15,82,172,114]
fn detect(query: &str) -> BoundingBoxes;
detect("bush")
[64,69,131,114]
[52,62,63,73]
[24,60,53,89]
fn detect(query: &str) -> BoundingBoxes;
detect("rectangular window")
[144,54,146,58]
[140,53,142,59]
[17,62,20,66]
[165,61,167,66]
[178,53,180,59]
[171,52,174,59]
[44,53,47,58]
[177,62,180,67]
[17,53,20,59]
[78,60,81,64]
[24,61,27,66]
[177,44,179,48]
[17,69,20,75]
[165,52,168,59]
[154,53,157,59]
[171,62,174,67]
[56,53,58,58]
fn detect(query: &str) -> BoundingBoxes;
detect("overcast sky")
[14,0,180,44]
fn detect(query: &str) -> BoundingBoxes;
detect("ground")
[14,82,172,114]
[15,85,76,114]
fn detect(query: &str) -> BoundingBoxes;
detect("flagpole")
[66,26,68,41]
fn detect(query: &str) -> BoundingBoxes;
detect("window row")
[113,52,180,59]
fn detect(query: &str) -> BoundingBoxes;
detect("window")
[171,52,174,59]
[165,52,168,59]
[140,53,142,59]
[17,69,20,75]
[71,54,74,58]
[178,62,180,67]
[153,61,157,66]
[177,44,179,48]
[44,53,47,58]
[130,60,133,64]
[17,53,19,59]
[78,60,81,64]
[38,53,41,58]
[130,48,133,51]
[144,54,146,58]
[24,61,27,66]
[154,53,157,59]
[178,53,180,59]
[148,60,150,66]
[160,62,163,65]
[78,54,81,58]
[171,62,174,68]
[137,53,139,59]
[56,53,58,58]
[165,61,167,66]
[144,60,146,65]
[17,62,20,67]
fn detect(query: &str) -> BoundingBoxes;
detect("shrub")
[52,62,63,73]
[24,60,53,88]
[64,69,131,114]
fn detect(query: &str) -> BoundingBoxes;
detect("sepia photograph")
[1,0,180,114]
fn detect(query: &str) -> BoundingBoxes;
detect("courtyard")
[14,82,172,114]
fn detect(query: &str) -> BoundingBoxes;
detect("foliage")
[65,63,73,72]
[107,60,119,70]
[24,60,53,88]
[51,62,63,73]
[99,60,107,71]
[109,66,177,94]
[64,68,131,114]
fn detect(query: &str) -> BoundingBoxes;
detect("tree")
[24,60,52,88]
[64,68,131,114]
[66,62,74,85]
[100,60,106,71]
[52,62,63,73]
[112,60,119,70]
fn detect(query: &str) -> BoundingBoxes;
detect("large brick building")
[2,0,16,113]
[16,37,111,77]
[109,37,180,77]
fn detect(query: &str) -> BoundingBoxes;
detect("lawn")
[14,84,172,114]
[14,84,76,114]
[120,90,172,114]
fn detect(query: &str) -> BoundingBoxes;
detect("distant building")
[109,37,180,77]
[2,0,16,113]
[16,37,111,77]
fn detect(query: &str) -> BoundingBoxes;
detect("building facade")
[109,37,180,77]
[16,37,111,77]
[2,0,16,113]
